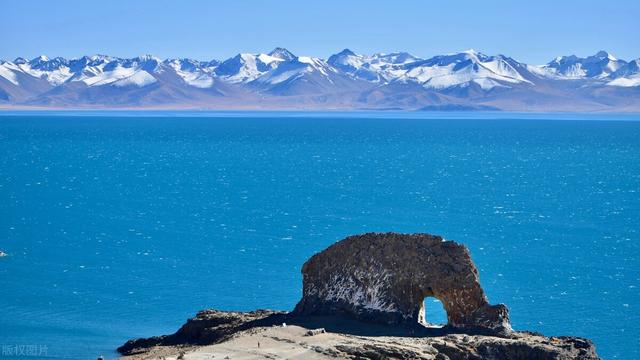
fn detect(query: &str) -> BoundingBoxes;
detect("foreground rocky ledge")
[119,309,598,360]
[119,233,599,359]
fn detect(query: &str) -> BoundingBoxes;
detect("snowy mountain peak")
[132,55,162,71]
[165,58,202,72]
[28,56,68,71]
[326,49,382,81]
[595,50,616,61]
[336,49,357,57]
[215,51,285,83]
[460,49,491,60]
[607,58,640,87]
[542,50,626,79]
[87,54,111,62]
[328,49,362,65]
[549,54,576,64]
[32,55,50,62]
[371,52,418,65]
[136,54,160,62]
[74,55,112,68]
[1,49,639,110]
[268,47,296,61]
[396,50,533,90]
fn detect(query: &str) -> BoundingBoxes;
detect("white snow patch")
[166,60,215,88]
[4,62,74,86]
[296,56,330,75]
[78,65,138,86]
[182,73,214,88]
[220,53,273,83]
[607,75,640,87]
[479,58,527,82]
[400,53,529,89]
[297,56,315,65]
[257,53,284,65]
[0,64,19,85]
[473,78,508,90]
[527,64,553,77]
[258,69,306,85]
[112,71,157,87]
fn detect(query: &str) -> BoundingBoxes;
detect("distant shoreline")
[1,109,640,124]
[2,105,640,114]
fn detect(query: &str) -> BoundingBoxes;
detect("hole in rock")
[422,297,447,327]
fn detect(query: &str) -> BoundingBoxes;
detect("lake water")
[1,111,639,359]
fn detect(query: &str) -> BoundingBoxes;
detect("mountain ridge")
[1,48,639,111]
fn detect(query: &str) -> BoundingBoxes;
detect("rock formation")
[118,232,600,360]
[294,233,510,334]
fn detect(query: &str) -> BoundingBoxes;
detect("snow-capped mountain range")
[1,48,639,111]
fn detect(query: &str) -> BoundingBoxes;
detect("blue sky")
[2,0,638,64]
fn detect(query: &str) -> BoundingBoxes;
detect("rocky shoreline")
[119,309,599,359]
[119,233,600,359]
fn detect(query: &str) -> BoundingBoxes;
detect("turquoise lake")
[0,111,639,359]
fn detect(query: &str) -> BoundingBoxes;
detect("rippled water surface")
[1,112,639,359]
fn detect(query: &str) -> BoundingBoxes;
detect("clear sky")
[2,0,638,64]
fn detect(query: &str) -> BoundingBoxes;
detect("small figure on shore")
[258,341,260,348]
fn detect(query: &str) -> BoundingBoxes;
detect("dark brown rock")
[293,232,510,333]
[117,309,287,354]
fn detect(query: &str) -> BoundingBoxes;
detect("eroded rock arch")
[293,232,511,333]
